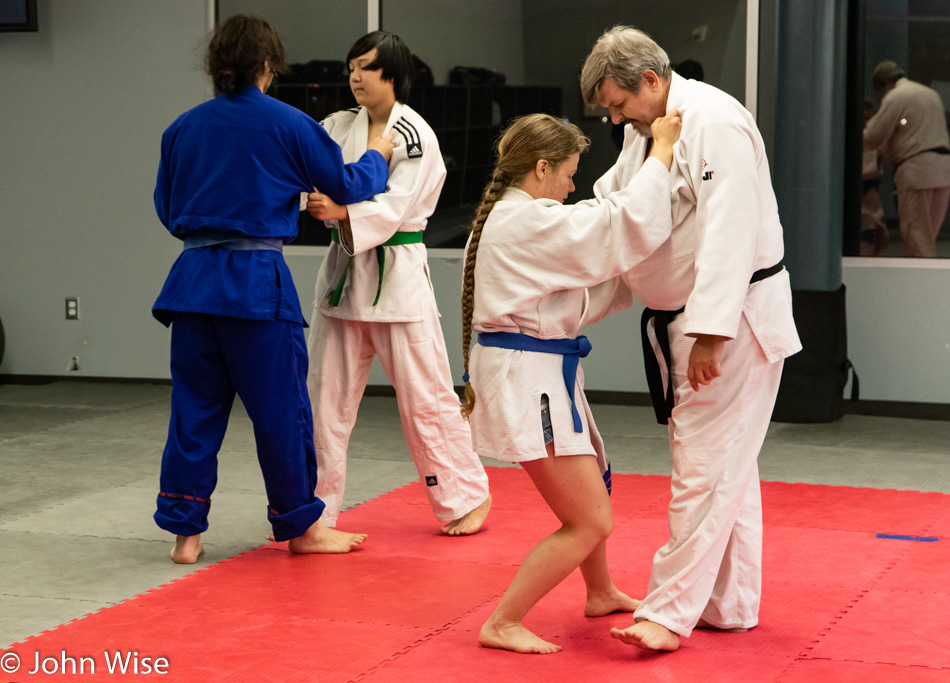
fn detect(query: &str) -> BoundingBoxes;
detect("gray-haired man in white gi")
[580,26,801,651]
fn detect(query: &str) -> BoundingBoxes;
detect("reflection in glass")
[217,1,750,248]
[384,0,747,247]
[858,0,950,257]
[217,0,367,245]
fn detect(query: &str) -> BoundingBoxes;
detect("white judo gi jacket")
[595,73,801,362]
[315,102,444,320]
[307,102,489,526]
[594,73,801,636]
[468,157,673,464]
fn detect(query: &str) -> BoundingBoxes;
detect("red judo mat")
[5,467,950,682]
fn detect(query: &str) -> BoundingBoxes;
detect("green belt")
[328,228,424,306]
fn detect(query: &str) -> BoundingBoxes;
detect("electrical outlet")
[66,297,80,320]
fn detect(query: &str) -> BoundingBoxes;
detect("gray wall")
[0,0,209,379]
[383,0,525,85]
[217,0,367,65]
[1,1,949,406]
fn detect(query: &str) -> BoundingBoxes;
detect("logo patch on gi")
[701,158,713,181]
[394,118,423,158]
[425,475,439,487]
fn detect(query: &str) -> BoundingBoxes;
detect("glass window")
[852,0,950,257]
[217,0,368,245]
[382,0,748,247]
[217,1,751,248]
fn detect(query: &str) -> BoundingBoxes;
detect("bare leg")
[170,534,203,564]
[610,621,680,651]
[580,541,640,617]
[441,495,492,536]
[287,519,367,554]
[478,444,612,654]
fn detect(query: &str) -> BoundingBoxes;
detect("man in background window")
[864,61,950,257]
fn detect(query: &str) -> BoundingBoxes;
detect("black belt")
[640,261,785,425]
[895,146,950,170]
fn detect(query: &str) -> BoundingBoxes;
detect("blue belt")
[183,236,283,252]
[471,332,592,433]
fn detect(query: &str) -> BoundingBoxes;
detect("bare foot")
[170,534,203,564]
[696,618,749,633]
[478,618,561,654]
[584,588,641,617]
[265,533,275,542]
[610,621,680,651]
[441,495,492,536]
[287,519,367,554]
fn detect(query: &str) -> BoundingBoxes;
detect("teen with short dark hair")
[303,31,492,535]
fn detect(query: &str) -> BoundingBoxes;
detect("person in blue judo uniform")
[151,15,394,563]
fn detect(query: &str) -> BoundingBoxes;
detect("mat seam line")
[345,592,506,682]
[777,539,915,682]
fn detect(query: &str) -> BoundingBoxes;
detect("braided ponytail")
[460,167,507,420]
[460,114,589,421]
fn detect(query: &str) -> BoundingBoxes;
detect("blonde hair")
[580,26,671,106]
[460,114,589,420]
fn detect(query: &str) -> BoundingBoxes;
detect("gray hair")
[580,26,672,105]
[872,60,904,92]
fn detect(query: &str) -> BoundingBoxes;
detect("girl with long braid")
[460,111,681,654]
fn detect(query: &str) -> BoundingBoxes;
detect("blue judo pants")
[154,312,325,541]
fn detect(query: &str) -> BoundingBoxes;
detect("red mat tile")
[924,505,950,538]
[874,537,950,590]
[8,468,950,683]
[780,659,950,682]
[328,500,556,565]
[9,607,429,683]
[129,551,516,629]
[761,482,949,535]
[689,580,862,656]
[356,598,797,683]
[804,589,950,668]
[762,526,903,586]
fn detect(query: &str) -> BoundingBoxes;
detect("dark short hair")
[346,31,412,102]
[207,15,289,95]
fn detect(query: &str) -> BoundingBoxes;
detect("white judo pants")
[897,185,950,258]
[306,298,490,527]
[635,314,784,637]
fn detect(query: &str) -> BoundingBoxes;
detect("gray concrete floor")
[1,380,948,648]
